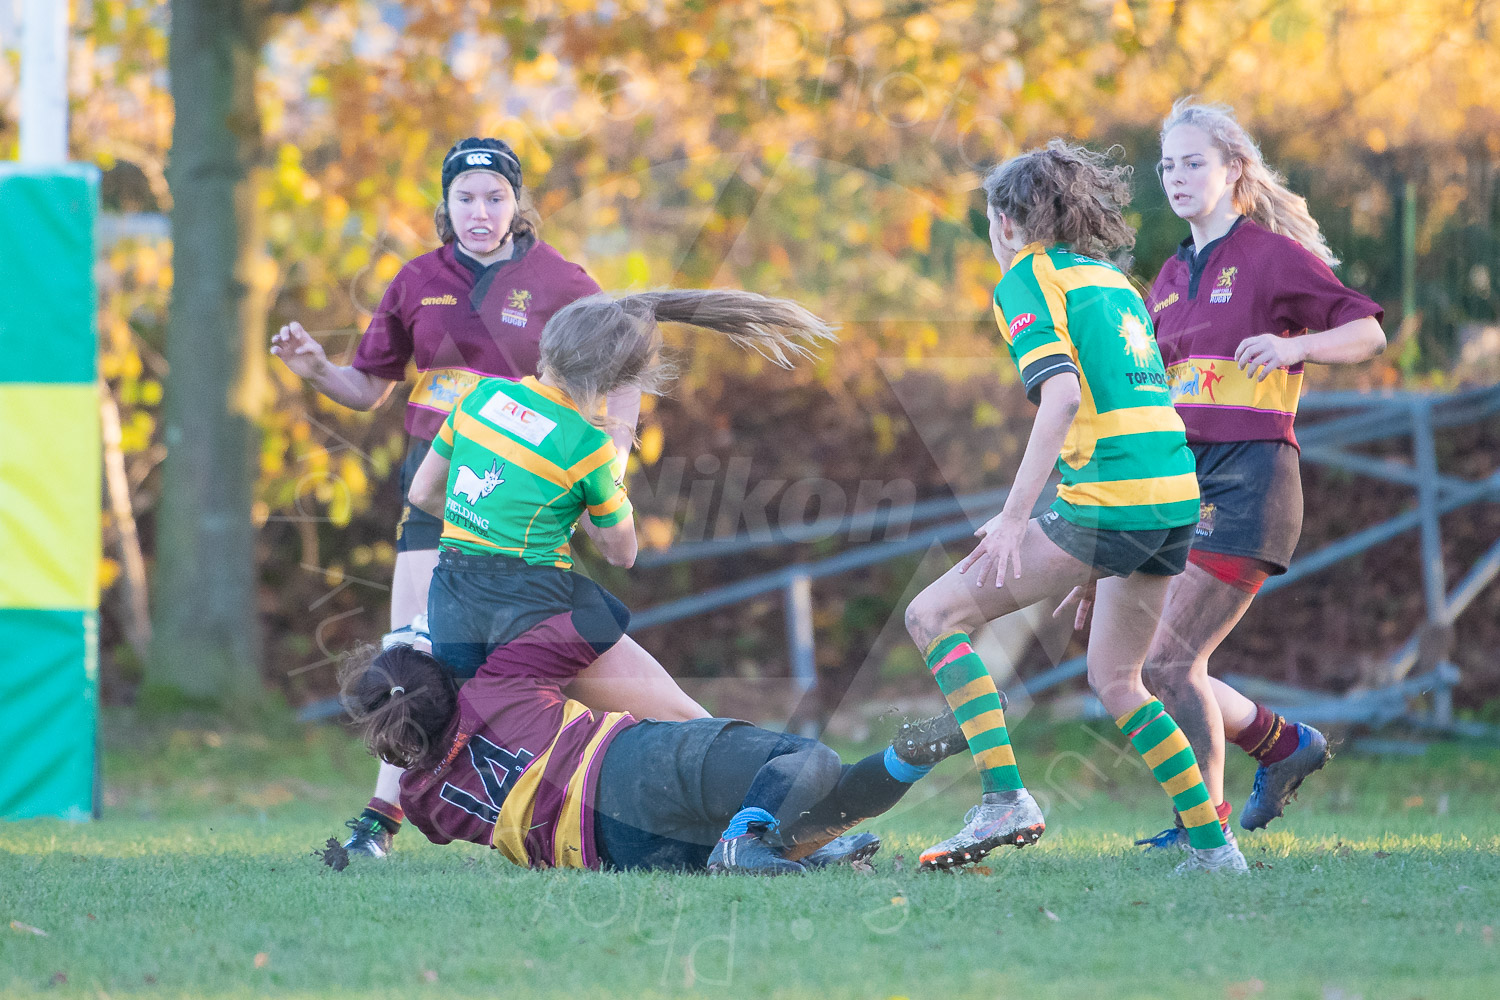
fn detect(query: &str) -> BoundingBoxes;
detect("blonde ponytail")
[1162,98,1338,267]
[538,289,836,418]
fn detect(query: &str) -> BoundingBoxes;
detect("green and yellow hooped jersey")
[994,244,1199,531]
[432,376,630,568]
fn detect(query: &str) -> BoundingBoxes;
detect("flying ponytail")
[1162,98,1338,267]
[537,289,837,419]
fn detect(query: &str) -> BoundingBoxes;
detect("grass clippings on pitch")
[2,715,1498,1000]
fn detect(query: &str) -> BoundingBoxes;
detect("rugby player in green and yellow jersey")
[386,289,916,874]
[899,141,1248,875]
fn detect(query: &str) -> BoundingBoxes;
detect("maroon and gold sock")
[363,797,404,834]
[1231,704,1301,765]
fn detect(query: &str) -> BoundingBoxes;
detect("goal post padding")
[0,165,101,820]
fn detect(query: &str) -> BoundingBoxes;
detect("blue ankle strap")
[721,807,777,840]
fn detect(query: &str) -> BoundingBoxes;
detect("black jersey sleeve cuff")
[1021,356,1080,405]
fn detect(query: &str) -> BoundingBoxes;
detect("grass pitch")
[3,715,1499,1000]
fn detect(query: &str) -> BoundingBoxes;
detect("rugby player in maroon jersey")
[340,631,958,873]
[272,138,708,859]
[1126,100,1386,848]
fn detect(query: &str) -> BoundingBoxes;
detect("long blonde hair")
[1162,98,1338,267]
[538,289,837,418]
[983,139,1136,262]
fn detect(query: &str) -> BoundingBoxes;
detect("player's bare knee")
[1143,655,1192,696]
[797,743,844,800]
[905,588,972,650]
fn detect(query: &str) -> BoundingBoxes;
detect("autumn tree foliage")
[3,0,1499,704]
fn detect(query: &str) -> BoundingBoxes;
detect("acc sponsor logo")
[1152,292,1179,314]
[478,390,558,445]
[1210,266,1237,304]
[422,294,458,306]
[1008,313,1036,337]
[465,152,495,166]
[501,287,531,327]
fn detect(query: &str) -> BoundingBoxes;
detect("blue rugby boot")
[707,834,805,875]
[1241,723,1330,830]
[801,832,881,868]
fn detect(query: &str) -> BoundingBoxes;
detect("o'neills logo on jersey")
[1152,292,1179,313]
[501,288,532,327]
[422,294,458,306]
[478,389,558,446]
[1210,267,1237,304]
[1009,313,1036,337]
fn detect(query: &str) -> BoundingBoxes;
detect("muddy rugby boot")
[1241,723,1330,830]
[918,788,1045,871]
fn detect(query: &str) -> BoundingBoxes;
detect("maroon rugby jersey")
[352,236,601,440]
[1147,217,1383,448]
[398,613,635,869]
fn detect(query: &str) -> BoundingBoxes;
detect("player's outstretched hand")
[271,321,329,381]
[958,510,1026,588]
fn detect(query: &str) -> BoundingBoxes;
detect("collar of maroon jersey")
[1175,215,1247,298]
[447,234,540,312]
[451,232,537,279]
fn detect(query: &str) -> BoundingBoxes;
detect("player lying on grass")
[338,286,924,873]
[902,140,1248,874]
[340,633,965,873]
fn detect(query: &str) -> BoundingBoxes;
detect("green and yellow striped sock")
[1117,698,1227,849]
[925,631,1023,793]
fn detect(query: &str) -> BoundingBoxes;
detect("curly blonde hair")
[1161,98,1337,267]
[983,139,1136,261]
